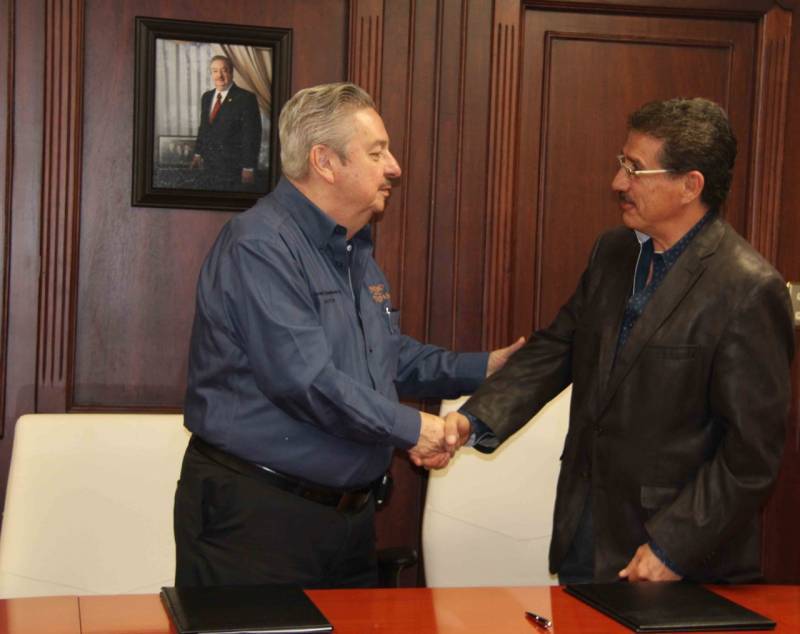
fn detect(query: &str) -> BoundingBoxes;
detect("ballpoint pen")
[525,610,553,630]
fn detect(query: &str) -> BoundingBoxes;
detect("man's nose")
[385,150,401,179]
[611,168,628,192]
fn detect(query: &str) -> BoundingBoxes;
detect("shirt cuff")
[390,403,423,449]
[460,410,499,452]
[452,352,490,391]
[648,540,684,577]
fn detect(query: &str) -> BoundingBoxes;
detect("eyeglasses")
[616,154,673,178]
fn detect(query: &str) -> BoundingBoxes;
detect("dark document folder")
[565,582,775,632]
[160,585,334,634]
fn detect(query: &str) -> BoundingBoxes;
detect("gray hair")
[209,55,233,73]
[279,82,376,179]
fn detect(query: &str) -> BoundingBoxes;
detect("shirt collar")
[634,211,712,256]
[273,178,373,250]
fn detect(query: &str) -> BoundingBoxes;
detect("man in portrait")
[191,55,262,191]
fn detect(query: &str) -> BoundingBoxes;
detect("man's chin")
[620,208,640,229]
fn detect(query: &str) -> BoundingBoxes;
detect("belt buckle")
[336,491,370,514]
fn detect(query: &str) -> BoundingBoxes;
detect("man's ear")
[682,170,705,205]
[309,144,337,184]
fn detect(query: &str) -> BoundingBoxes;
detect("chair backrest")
[422,386,571,587]
[0,413,190,598]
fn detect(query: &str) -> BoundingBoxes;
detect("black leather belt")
[189,435,373,514]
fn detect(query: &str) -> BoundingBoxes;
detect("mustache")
[618,192,633,204]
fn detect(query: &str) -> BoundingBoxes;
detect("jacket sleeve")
[461,237,602,447]
[645,272,794,574]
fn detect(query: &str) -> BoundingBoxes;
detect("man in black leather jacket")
[451,98,795,584]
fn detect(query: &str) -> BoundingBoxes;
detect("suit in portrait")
[194,83,263,191]
[463,214,794,583]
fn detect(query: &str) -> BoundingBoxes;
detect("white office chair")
[422,386,571,586]
[0,413,190,598]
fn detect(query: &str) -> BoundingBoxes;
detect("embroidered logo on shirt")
[369,284,391,304]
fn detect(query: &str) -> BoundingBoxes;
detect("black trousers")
[174,439,378,589]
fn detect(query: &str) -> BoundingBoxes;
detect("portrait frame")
[132,17,292,211]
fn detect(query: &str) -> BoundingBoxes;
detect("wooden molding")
[0,0,14,435]
[483,0,520,349]
[37,0,84,412]
[348,0,384,106]
[523,0,780,19]
[747,5,792,264]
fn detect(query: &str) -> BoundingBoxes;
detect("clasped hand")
[408,337,525,469]
[408,411,472,469]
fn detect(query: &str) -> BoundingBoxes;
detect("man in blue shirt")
[447,98,794,585]
[174,82,523,588]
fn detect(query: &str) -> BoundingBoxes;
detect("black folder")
[160,585,334,634]
[564,582,775,632]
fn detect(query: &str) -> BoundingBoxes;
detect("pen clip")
[525,611,552,630]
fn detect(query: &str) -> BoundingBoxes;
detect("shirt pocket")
[386,307,401,334]
[645,345,698,361]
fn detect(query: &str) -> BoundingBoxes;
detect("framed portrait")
[133,17,292,211]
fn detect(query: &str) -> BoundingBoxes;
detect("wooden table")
[0,585,797,633]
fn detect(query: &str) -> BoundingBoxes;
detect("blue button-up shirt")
[616,214,711,357]
[185,178,487,488]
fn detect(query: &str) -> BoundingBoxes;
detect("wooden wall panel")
[767,0,800,585]
[71,0,347,409]
[748,6,792,261]
[0,0,11,437]
[483,0,520,349]
[37,0,83,412]
[0,0,45,508]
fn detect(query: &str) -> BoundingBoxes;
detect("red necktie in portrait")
[209,93,222,123]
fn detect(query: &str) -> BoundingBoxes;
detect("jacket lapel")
[597,216,725,415]
[595,239,639,399]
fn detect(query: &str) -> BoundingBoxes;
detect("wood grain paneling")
[1,0,45,512]
[37,0,84,413]
[748,6,792,263]
[766,0,800,585]
[349,0,383,105]
[0,0,12,437]
[483,0,519,349]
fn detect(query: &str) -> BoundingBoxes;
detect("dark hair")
[628,98,737,211]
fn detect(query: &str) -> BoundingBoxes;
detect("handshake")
[408,411,473,470]
[406,337,526,470]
